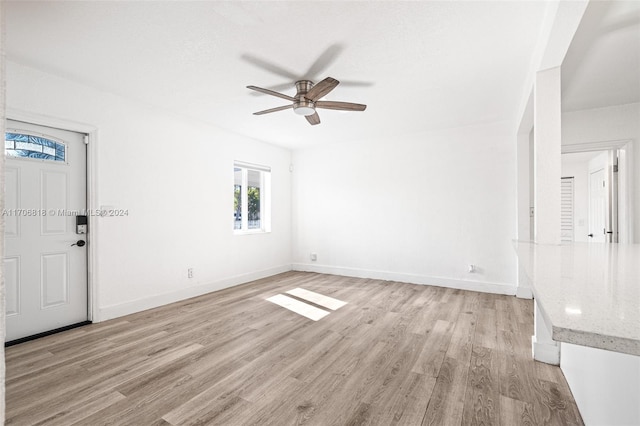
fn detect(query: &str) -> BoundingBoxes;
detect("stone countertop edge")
[552,325,640,356]
[513,239,640,357]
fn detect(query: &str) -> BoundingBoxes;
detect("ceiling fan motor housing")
[294,80,316,116]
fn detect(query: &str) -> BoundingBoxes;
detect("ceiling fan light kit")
[247,77,366,125]
[293,81,315,116]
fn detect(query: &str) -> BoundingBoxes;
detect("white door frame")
[562,139,634,243]
[7,108,100,322]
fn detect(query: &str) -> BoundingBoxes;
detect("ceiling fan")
[247,77,367,125]
[242,44,373,93]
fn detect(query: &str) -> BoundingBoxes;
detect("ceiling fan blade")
[305,112,321,125]
[304,44,344,80]
[246,86,295,102]
[253,105,293,115]
[250,81,373,98]
[305,77,339,102]
[316,101,367,111]
[241,54,299,80]
[249,81,292,96]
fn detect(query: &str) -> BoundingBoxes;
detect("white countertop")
[514,240,640,356]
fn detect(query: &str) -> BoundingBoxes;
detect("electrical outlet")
[310,253,317,261]
[188,268,193,279]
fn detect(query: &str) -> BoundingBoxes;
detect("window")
[5,132,66,162]
[234,161,271,233]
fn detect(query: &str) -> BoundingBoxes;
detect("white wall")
[561,342,640,426]
[292,121,517,294]
[562,102,640,242]
[6,61,292,320]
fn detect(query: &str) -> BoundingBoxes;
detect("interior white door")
[4,120,88,341]
[588,168,606,243]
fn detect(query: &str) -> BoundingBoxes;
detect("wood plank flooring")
[5,271,583,425]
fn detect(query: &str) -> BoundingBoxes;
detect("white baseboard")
[292,263,516,295]
[97,263,518,322]
[97,264,292,322]
[516,286,533,299]
[532,335,561,365]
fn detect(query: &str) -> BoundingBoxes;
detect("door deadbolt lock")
[76,215,88,234]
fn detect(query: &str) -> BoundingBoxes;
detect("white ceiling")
[562,1,640,112]
[5,1,611,150]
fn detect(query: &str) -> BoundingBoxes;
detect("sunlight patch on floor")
[285,287,348,311]
[266,294,330,321]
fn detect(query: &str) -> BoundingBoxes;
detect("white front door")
[4,120,88,342]
[588,168,606,243]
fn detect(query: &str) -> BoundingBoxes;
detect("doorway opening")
[561,140,634,243]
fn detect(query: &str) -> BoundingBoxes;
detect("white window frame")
[234,161,271,234]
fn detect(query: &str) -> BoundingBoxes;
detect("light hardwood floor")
[5,272,583,425]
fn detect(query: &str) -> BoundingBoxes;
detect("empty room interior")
[1,1,639,425]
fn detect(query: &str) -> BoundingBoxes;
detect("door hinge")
[83,135,89,145]
[613,164,618,173]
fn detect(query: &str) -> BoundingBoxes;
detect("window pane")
[247,169,261,229]
[234,163,269,233]
[5,132,66,162]
[234,168,242,230]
